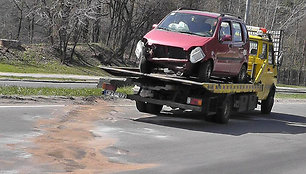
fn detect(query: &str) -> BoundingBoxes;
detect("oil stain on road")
[0,99,154,174]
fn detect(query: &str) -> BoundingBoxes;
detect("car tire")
[136,101,147,113]
[139,56,152,74]
[215,96,232,124]
[234,64,247,83]
[261,88,275,114]
[198,61,212,82]
[146,103,163,114]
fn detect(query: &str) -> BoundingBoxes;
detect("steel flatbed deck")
[101,66,263,94]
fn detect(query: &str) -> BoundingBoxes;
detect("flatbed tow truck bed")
[101,66,264,93]
[100,67,266,124]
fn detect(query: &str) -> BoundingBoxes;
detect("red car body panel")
[141,10,249,78]
[144,29,212,51]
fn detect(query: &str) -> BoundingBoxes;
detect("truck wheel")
[136,101,147,112]
[198,61,212,82]
[261,88,275,114]
[146,103,163,114]
[139,57,152,74]
[234,64,247,83]
[215,96,232,124]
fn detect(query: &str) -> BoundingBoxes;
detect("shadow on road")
[134,110,306,136]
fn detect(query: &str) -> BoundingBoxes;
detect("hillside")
[0,43,136,76]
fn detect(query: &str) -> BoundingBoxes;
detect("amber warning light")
[246,25,267,35]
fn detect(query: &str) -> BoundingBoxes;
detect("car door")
[230,21,248,75]
[213,21,233,75]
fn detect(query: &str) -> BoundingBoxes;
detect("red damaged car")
[135,9,249,82]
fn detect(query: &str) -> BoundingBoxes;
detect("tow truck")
[100,26,283,124]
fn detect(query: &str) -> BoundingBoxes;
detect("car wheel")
[139,56,152,74]
[261,88,275,114]
[198,61,212,82]
[234,64,247,83]
[215,96,232,124]
[146,103,163,114]
[136,101,147,113]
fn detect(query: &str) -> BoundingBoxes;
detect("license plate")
[103,90,127,99]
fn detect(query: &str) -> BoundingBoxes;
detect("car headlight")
[190,47,206,63]
[135,40,144,59]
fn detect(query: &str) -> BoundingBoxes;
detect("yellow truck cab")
[247,26,280,113]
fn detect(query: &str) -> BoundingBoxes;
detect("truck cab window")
[260,43,267,59]
[268,44,274,65]
[250,41,258,55]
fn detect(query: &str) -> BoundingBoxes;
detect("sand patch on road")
[29,100,154,173]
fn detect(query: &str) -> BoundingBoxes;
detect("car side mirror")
[152,24,158,29]
[221,35,232,42]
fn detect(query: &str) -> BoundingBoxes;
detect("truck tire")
[136,101,147,112]
[215,96,232,124]
[146,103,163,114]
[261,88,275,114]
[234,64,247,83]
[139,57,152,74]
[198,61,212,82]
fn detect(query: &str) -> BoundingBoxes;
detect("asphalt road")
[1,99,306,174]
[101,100,306,174]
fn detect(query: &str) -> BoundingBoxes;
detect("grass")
[0,86,102,97]
[275,93,306,99]
[0,75,91,82]
[0,44,110,76]
[0,63,107,76]
[277,84,306,88]
[0,86,133,97]
[116,86,133,95]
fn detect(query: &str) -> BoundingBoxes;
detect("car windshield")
[158,12,218,37]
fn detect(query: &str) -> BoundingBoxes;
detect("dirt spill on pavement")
[28,99,155,173]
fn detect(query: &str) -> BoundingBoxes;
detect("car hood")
[144,29,212,51]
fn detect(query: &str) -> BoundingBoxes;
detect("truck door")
[266,44,277,82]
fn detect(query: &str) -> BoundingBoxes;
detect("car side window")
[250,41,258,55]
[260,43,267,59]
[219,21,231,38]
[268,44,274,65]
[232,22,242,42]
[242,24,249,42]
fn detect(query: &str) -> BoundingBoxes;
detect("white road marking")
[0,105,65,108]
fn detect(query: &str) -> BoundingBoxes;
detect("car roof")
[176,10,241,20]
